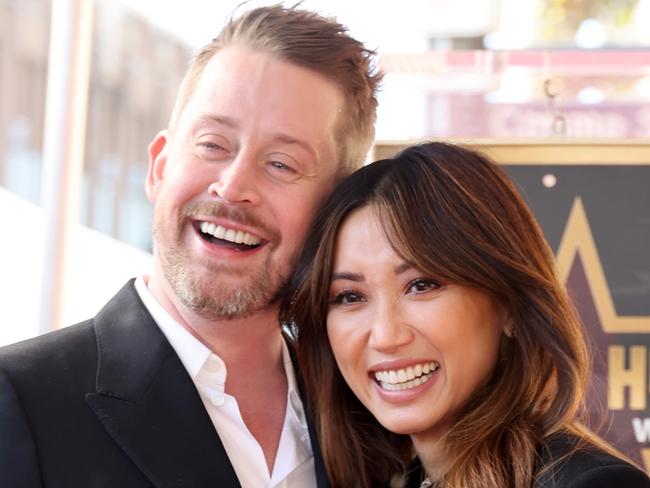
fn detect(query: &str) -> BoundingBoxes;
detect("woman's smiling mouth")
[372,361,440,391]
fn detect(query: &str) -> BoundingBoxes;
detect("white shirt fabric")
[134,278,316,488]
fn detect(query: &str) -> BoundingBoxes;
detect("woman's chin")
[374,416,437,437]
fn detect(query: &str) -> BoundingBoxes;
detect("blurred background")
[0,0,648,343]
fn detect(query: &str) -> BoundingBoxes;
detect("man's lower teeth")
[380,372,433,391]
[202,233,256,248]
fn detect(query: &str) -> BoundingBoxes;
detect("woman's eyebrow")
[330,271,364,282]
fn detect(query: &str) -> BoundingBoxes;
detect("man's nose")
[368,300,414,353]
[208,151,261,205]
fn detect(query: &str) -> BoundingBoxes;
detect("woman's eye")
[407,278,439,294]
[330,291,365,305]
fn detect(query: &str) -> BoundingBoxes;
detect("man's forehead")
[187,55,342,129]
[173,46,344,167]
[199,47,343,105]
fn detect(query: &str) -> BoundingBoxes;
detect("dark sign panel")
[504,163,650,469]
[375,141,650,470]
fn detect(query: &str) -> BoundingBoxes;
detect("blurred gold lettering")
[608,345,647,410]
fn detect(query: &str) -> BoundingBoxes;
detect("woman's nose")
[368,301,414,353]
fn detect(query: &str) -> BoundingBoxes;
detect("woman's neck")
[411,432,450,482]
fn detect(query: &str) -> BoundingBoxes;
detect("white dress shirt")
[134,278,316,488]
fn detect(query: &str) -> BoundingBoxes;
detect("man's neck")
[145,270,288,472]
[145,271,284,370]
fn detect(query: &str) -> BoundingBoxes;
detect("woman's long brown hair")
[283,142,600,487]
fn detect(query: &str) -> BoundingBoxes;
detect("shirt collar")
[134,277,306,423]
[134,277,211,379]
[281,338,308,428]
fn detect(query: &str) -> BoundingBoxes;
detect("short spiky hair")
[169,5,382,173]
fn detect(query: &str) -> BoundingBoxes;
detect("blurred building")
[0,0,49,204]
[0,0,190,251]
[2,0,650,253]
[376,50,650,142]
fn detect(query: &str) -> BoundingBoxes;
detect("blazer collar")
[86,280,240,487]
[284,335,331,488]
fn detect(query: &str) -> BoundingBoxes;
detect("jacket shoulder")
[0,320,96,375]
[0,280,140,377]
[535,433,650,488]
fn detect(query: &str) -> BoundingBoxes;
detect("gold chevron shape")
[555,197,650,333]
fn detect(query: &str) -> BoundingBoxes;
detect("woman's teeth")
[373,361,439,391]
[199,222,261,246]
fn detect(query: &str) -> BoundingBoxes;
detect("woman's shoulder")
[534,432,650,488]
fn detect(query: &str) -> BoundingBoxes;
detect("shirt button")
[209,392,225,407]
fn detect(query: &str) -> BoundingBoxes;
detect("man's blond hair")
[169,5,382,173]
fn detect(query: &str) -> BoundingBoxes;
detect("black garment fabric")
[398,432,650,487]
[0,280,329,488]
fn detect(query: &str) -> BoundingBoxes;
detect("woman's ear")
[502,313,516,338]
[145,130,169,203]
[498,310,516,362]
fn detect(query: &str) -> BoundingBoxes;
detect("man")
[0,6,381,487]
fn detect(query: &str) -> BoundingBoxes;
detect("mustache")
[181,201,280,242]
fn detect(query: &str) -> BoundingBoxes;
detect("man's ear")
[145,130,169,203]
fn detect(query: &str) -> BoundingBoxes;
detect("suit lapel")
[85,280,240,488]
[285,335,331,488]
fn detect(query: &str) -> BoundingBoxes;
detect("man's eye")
[266,157,301,182]
[270,160,294,171]
[196,142,229,160]
[198,142,226,152]
[407,278,439,294]
[330,291,365,305]
[268,158,300,174]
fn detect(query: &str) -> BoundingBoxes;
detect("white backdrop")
[0,187,152,346]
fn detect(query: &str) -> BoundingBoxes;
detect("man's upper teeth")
[373,361,439,384]
[199,222,261,246]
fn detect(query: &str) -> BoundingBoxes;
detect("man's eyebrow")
[331,271,364,282]
[272,133,317,159]
[196,116,317,160]
[198,114,240,129]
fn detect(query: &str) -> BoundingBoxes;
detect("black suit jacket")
[0,280,329,487]
[533,433,650,487]
[401,433,650,487]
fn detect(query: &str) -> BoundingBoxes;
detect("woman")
[284,142,650,487]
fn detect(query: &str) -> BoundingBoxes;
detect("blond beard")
[153,201,289,320]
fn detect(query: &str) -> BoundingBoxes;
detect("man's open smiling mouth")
[195,221,264,251]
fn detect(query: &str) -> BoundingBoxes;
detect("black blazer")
[533,433,650,487]
[0,280,329,487]
[401,433,650,487]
